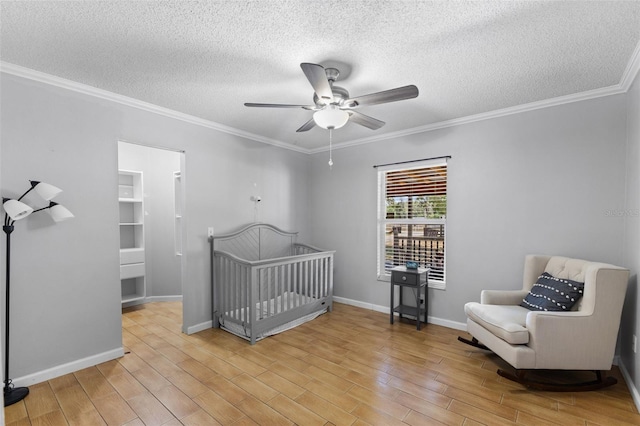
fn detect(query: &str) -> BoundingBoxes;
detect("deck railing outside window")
[384,224,445,281]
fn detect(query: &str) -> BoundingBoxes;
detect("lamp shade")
[2,199,34,221]
[48,202,74,222]
[31,181,62,201]
[313,105,349,129]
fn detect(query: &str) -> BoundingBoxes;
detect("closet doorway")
[118,141,186,328]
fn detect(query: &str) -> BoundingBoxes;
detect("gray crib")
[209,223,334,344]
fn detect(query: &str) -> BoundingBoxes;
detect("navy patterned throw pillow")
[520,272,584,311]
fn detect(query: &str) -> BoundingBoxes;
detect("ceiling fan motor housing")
[314,84,349,107]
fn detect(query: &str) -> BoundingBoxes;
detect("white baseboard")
[186,320,213,335]
[333,296,389,314]
[144,295,183,303]
[12,347,124,388]
[333,296,467,331]
[618,359,640,412]
[122,295,183,309]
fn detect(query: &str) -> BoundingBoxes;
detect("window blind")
[379,162,447,284]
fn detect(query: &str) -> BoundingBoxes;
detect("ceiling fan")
[244,63,419,132]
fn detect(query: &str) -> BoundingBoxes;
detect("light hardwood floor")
[4,301,640,425]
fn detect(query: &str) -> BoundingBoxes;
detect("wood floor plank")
[23,382,61,419]
[91,392,138,425]
[303,379,361,413]
[164,370,210,398]
[443,387,517,422]
[347,383,409,420]
[231,373,280,402]
[7,301,640,426]
[130,365,171,392]
[4,400,28,424]
[393,392,464,426]
[126,391,175,426]
[255,370,306,400]
[447,400,517,426]
[294,390,359,426]
[192,389,246,424]
[235,395,295,426]
[387,377,450,408]
[106,371,148,400]
[179,409,223,426]
[152,385,201,420]
[202,375,253,405]
[54,383,98,421]
[266,393,327,426]
[29,409,69,426]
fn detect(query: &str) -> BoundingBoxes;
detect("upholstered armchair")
[459,254,629,391]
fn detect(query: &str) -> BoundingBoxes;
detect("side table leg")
[390,283,394,324]
[416,287,421,330]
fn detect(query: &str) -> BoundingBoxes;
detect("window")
[377,160,447,287]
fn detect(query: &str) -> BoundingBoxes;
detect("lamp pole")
[3,224,29,406]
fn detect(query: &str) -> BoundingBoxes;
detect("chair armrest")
[481,290,528,305]
[525,311,614,370]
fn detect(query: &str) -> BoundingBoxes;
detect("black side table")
[390,266,429,330]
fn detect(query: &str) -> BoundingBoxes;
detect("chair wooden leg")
[497,369,618,392]
[457,336,490,351]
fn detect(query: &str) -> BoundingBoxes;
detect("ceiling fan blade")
[348,111,385,130]
[345,85,419,108]
[300,63,334,104]
[244,102,316,110]
[296,117,317,132]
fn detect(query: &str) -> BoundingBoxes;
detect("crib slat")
[212,226,334,345]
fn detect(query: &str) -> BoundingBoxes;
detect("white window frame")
[376,159,447,289]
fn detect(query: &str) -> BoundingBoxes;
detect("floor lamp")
[2,181,73,407]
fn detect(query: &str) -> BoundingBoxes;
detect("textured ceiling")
[1,1,640,152]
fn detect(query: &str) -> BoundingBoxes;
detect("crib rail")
[210,235,334,344]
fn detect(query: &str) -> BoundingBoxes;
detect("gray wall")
[622,68,640,397]
[308,94,628,325]
[118,142,182,299]
[0,72,310,381]
[2,65,638,402]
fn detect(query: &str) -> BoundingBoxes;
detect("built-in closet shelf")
[119,169,145,306]
[121,248,145,265]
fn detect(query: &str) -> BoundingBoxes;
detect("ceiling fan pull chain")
[328,129,334,168]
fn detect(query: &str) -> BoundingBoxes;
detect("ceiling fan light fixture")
[313,105,349,130]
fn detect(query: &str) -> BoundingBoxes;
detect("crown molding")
[309,39,640,154]
[621,39,640,92]
[309,83,628,154]
[0,62,310,154]
[3,52,639,156]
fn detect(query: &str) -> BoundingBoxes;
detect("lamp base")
[4,386,29,406]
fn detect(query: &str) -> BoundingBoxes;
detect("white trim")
[122,295,183,308]
[0,62,308,154]
[185,320,213,335]
[620,40,640,92]
[11,348,124,388]
[334,296,389,314]
[618,359,640,412]
[144,295,183,303]
[312,84,627,153]
[333,296,467,331]
[429,316,466,331]
[377,162,448,285]
[3,52,639,156]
